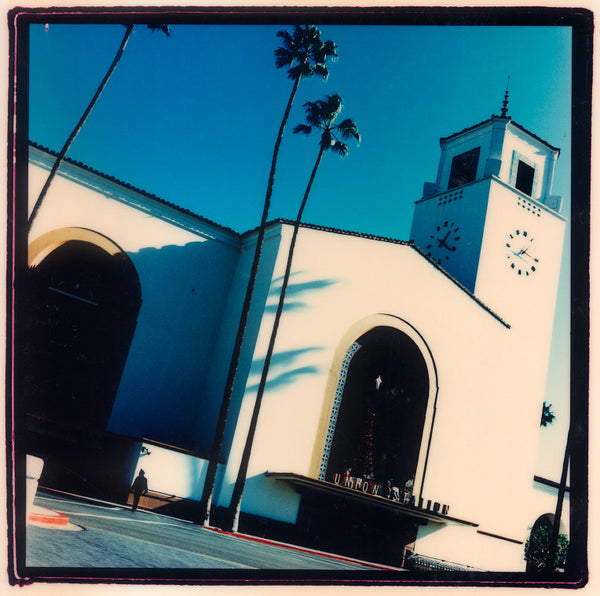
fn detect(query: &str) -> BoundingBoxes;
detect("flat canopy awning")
[266,472,478,527]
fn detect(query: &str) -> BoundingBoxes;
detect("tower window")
[515,160,535,196]
[448,147,480,189]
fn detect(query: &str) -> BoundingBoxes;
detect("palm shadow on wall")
[20,236,339,497]
[245,347,324,392]
[247,270,339,392]
[263,271,337,314]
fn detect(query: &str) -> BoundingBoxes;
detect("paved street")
[26,491,400,572]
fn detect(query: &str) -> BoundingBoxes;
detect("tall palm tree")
[198,25,337,527]
[27,24,170,231]
[225,93,360,532]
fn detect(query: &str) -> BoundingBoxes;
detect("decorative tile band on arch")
[318,341,362,481]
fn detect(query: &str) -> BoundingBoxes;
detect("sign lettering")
[331,473,449,516]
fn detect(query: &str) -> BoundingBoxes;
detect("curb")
[205,526,403,571]
[34,488,402,569]
[28,505,70,527]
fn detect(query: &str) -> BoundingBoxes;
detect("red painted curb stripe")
[205,526,400,571]
[29,507,69,526]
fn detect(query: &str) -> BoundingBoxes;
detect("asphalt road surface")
[26,491,400,573]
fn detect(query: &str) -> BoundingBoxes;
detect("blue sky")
[28,22,572,479]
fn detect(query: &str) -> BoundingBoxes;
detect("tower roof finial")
[501,75,510,118]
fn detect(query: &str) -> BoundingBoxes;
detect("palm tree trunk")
[547,428,571,571]
[225,145,325,533]
[28,24,134,232]
[198,73,303,527]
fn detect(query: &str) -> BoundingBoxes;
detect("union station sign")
[332,472,450,516]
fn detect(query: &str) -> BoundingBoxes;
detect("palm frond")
[335,118,361,143]
[274,47,293,69]
[322,94,343,124]
[276,29,295,50]
[304,25,320,44]
[326,93,343,110]
[304,102,326,128]
[294,25,309,43]
[147,24,171,37]
[313,63,329,80]
[297,93,360,157]
[287,64,305,80]
[330,140,349,157]
[301,94,344,129]
[274,25,337,81]
[312,41,338,67]
[293,124,313,135]
[300,63,316,78]
[322,40,338,58]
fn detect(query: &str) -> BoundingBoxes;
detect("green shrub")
[524,523,568,572]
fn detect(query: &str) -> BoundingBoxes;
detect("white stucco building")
[23,110,568,571]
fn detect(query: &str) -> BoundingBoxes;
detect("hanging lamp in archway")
[324,326,430,491]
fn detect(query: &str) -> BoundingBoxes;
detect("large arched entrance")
[325,325,430,490]
[299,316,437,566]
[24,229,141,433]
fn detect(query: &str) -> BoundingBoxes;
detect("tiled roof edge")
[509,120,561,154]
[410,243,511,329]
[29,141,240,237]
[440,117,560,154]
[242,218,412,246]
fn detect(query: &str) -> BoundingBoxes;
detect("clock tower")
[410,102,566,332]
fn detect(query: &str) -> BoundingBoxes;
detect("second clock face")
[426,221,461,265]
[506,229,539,276]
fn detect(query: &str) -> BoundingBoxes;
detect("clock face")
[506,229,538,276]
[426,220,461,265]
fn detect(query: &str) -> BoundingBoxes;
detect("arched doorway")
[24,229,141,433]
[325,325,430,491]
[525,513,569,573]
[300,317,437,566]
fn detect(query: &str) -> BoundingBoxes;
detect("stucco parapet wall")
[29,142,240,247]
[440,116,560,155]
[415,175,566,221]
[259,219,510,328]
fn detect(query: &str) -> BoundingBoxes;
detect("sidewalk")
[24,489,403,574]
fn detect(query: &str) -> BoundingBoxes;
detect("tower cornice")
[440,117,560,155]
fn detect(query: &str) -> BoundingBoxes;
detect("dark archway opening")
[326,326,430,489]
[22,239,142,499]
[301,325,431,566]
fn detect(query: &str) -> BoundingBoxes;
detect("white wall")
[132,443,209,501]
[29,150,241,452]
[195,225,282,461]
[222,224,524,530]
[414,481,570,572]
[414,523,526,572]
[216,219,564,572]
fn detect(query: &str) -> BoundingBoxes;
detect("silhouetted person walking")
[130,469,148,511]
